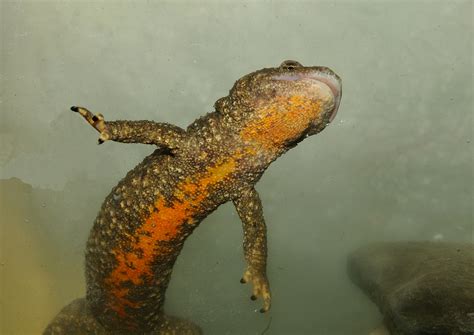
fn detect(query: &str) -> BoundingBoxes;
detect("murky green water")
[1,1,472,334]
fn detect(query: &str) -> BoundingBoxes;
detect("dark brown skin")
[44,61,342,334]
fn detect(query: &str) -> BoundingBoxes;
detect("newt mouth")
[307,70,342,122]
[272,68,342,123]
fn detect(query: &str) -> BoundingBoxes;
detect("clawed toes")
[240,268,272,313]
[98,131,110,144]
[71,106,110,141]
[260,295,271,313]
[71,106,93,119]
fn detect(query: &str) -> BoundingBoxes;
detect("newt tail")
[44,60,342,334]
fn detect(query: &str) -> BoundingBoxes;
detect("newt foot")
[71,106,111,144]
[240,267,271,313]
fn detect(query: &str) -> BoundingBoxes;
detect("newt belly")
[105,154,241,323]
[44,60,342,334]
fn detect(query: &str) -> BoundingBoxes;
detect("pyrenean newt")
[44,60,342,334]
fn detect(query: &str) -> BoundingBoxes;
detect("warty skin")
[44,60,342,334]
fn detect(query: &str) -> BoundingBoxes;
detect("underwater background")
[0,1,472,334]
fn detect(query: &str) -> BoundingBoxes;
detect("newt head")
[217,60,342,151]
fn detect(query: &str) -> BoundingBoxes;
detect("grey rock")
[348,241,474,335]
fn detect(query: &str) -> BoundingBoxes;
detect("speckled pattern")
[44,61,342,334]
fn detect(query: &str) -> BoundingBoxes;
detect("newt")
[44,60,342,334]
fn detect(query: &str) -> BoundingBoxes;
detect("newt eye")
[280,60,303,70]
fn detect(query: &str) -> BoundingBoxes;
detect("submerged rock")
[348,241,474,335]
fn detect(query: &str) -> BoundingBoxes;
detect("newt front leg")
[233,187,271,313]
[71,106,185,149]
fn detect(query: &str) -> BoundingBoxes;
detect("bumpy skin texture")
[44,61,342,334]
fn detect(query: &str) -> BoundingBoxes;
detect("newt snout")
[272,62,342,136]
[305,67,342,123]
